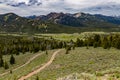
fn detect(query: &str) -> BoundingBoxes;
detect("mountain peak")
[3,13,19,17]
[0,12,120,33]
[73,13,82,18]
[46,12,64,19]
[27,12,120,27]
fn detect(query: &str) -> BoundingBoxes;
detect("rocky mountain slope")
[28,12,119,27]
[0,12,120,33]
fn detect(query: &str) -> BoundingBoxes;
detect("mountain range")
[0,12,120,33]
[28,12,120,27]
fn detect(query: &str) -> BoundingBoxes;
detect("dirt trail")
[0,52,44,76]
[18,49,61,80]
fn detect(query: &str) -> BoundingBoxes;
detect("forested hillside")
[0,12,120,33]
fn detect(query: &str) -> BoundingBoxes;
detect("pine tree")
[73,45,75,50]
[65,49,69,54]
[4,61,9,69]
[94,34,100,42]
[45,50,48,55]
[103,41,110,49]
[115,39,120,49]
[36,76,39,80]
[93,42,98,48]
[65,47,70,54]
[102,37,109,49]
[10,55,15,65]
[10,70,12,74]
[58,41,63,48]
[76,38,83,47]
[0,57,4,67]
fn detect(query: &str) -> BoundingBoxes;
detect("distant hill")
[0,13,40,33]
[0,12,120,33]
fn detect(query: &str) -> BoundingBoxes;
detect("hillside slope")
[0,13,80,33]
[28,12,119,27]
[0,12,120,33]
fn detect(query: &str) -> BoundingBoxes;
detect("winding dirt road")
[0,52,44,76]
[18,49,61,80]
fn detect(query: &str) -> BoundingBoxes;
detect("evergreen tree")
[4,61,9,69]
[73,45,75,50]
[58,41,63,48]
[65,49,69,54]
[45,50,48,55]
[94,34,100,42]
[93,42,98,48]
[12,49,20,55]
[102,37,109,49]
[115,39,120,49]
[76,38,83,47]
[65,46,71,54]
[102,41,109,49]
[10,55,15,65]
[36,76,39,80]
[0,57,4,67]
[86,45,89,49]
[10,70,12,74]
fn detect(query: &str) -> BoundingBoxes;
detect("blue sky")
[0,0,120,16]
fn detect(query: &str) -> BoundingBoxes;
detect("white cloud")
[12,0,29,4]
[0,0,120,16]
[0,0,29,4]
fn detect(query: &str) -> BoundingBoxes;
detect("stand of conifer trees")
[0,34,120,69]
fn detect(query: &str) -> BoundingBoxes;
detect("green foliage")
[10,55,15,65]
[12,50,20,55]
[114,39,120,49]
[4,15,9,21]
[0,57,4,67]
[65,49,69,54]
[65,46,71,54]
[45,50,48,55]
[10,70,12,74]
[0,35,65,55]
[1,32,120,79]
[0,50,55,80]
[4,61,9,69]
[76,38,84,47]
[93,42,98,48]
[0,33,120,79]
[36,76,39,80]
[81,33,120,50]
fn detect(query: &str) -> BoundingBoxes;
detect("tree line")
[0,35,66,69]
[0,34,120,69]
[65,33,120,54]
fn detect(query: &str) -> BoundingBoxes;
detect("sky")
[0,0,120,16]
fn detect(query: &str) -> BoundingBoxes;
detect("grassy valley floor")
[28,47,120,80]
[1,47,120,80]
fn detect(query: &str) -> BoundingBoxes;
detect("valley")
[0,32,120,80]
[1,1,120,80]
